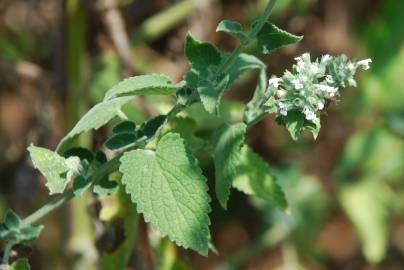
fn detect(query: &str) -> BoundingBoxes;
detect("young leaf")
[119,133,211,255]
[213,123,247,209]
[103,74,179,101]
[28,145,71,194]
[93,177,118,196]
[233,146,287,210]
[112,121,136,134]
[256,22,302,54]
[105,132,137,151]
[216,20,248,41]
[185,34,222,75]
[4,209,21,229]
[72,176,92,197]
[57,96,133,153]
[197,74,229,115]
[275,110,305,141]
[142,115,168,139]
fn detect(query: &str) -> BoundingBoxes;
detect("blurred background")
[0,0,404,269]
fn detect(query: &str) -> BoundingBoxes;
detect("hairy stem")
[2,241,14,265]
[218,0,277,72]
[22,154,122,226]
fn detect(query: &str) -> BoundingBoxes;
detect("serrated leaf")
[112,121,136,134]
[28,145,70,194]
[57,97,133,153]
[185,34,222,74]
[170,117,205,150]
[233,146,287,210]
[216,20,248,41]
[105,132,137,151]
[213,123,246,208]
[257,22,302,54]
[197,74,229,115]
[17,225,44,244]
[9,258,31,270]
[120,133,211,255]
[103,74,179,101]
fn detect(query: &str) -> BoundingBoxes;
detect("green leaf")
[256,22,302,54]
[339,179,390,263]
[120,133,211,255]
[170,117,205,150]
[63,147,94,162]
[213,123,247,208]
[142,115,168,139]
[103,74,179,101]
[57,97,133,153]
[216,20,248,41]
[28,145,70,194]
[275,110,305,141]
[105,132,137,151]
[197,74,230,115]
[9,258,31,270]
[93,177,118,196]
[112,121,136,134]
[72,176,92,197]
[233,146,287,210]
[225,53,265,85]
[4,209,20,229]
[185,34,222,74]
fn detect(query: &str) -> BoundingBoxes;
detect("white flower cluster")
[264,53,371,124]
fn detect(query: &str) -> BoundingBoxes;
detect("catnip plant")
[0,0,370,267]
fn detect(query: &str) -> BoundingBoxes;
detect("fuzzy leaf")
[213,123,247,208]
[57,97,133,153]
[197,74,229,115]
[103,74,179,101]
[233,146,287,210]
[225,53,265,85]
[28,145,70,194]
[119,133,211,255]
[257,22,302,54]
[216,20,248,41]
[185,34,222,74]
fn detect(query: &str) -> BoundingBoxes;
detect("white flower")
[268,77,282,88]
[348,63,355,71]
[278,102,289,116]
[357,58,372,70]
[292,78,303,90]
[321,54,332,63]
[317,101,324,110]
[325,75,334,84]
[295,56,305,73]
[276,89,287,98]
[303,107,316,121]
[310,63,319,74]
[315,84,338,97]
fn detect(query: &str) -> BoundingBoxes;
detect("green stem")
[218,0,277,72]
[22,155,122,226]
[2,241,14,265]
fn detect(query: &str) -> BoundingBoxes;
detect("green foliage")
[119,133,211,255]
[28,145,77,194]
[233,146,287,210]
[0,210,43,246]
[8,1,372,265]
[216,20,248,42]
[256,22,302,54]
[213,123,247,209]
[8,258,31,270]
[57,97,133,153]
[103,74,179,101]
